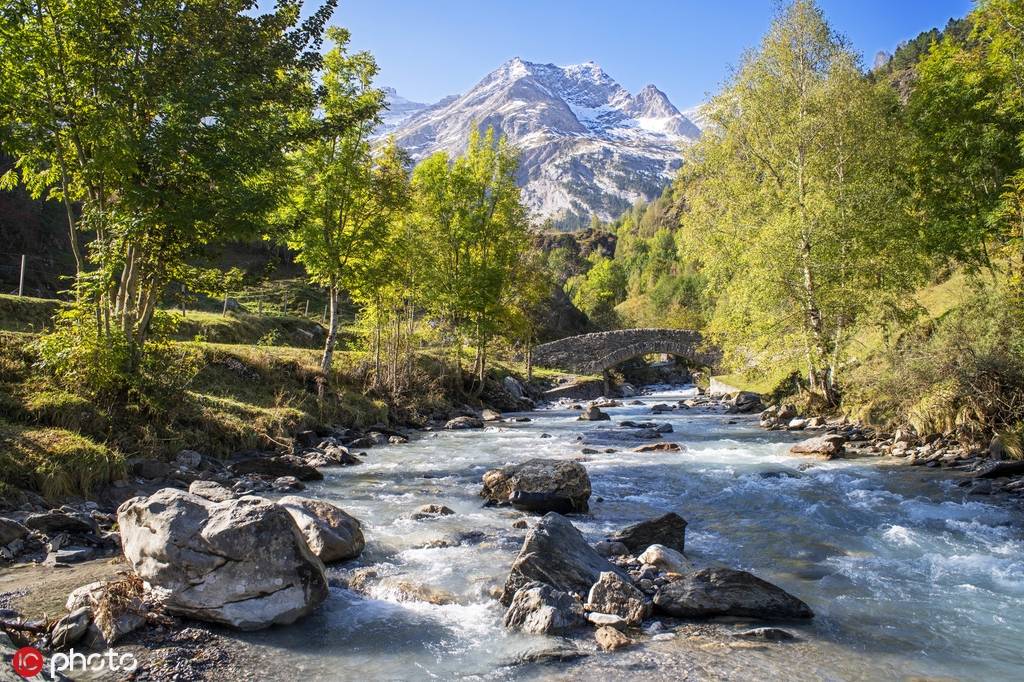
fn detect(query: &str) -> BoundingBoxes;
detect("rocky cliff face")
[385,59,701,230]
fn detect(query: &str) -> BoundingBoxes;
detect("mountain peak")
[387,58,702,228]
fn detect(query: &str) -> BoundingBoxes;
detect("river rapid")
[236,387,1024,681]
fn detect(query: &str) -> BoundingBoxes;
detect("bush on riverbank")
[844,281,1024,448]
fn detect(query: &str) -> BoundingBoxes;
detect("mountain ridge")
[382,58,701,230]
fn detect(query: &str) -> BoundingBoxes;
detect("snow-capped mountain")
[378,87,431,135]
[387,58,701,229]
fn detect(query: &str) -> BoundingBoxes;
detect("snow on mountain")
[377,87,430,135]
[387,58,701,229]
[681,103,710,132]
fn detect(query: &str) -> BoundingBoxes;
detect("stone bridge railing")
[532,328,719,375]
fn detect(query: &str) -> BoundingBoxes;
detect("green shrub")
[845,282,1024,443]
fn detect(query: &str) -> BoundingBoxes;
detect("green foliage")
[0,419,125,501]
[568,255,626,328]
[407,126,533,387]
[845,280,1024,442]
[676,0,926,402]
[0,0,337,369]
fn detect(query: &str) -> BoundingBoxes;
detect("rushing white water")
[238,387,1024,681]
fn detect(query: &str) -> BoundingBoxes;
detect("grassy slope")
[713,271,973,396]
[0,332,391,501]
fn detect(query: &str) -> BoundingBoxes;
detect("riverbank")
[3,385,1023,680]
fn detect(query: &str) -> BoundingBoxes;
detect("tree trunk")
[321,285,339,380]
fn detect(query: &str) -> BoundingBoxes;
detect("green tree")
[569,255,626,328]
[408,126,530,391]
[0,0,338,378]
[279,27,410,381]
[677,0,924,403]
[907,0,1024,287]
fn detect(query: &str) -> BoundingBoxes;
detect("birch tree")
[677,0,923,403]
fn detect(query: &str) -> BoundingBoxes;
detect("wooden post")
[322,304,327,323]
[304,299,309,317]
[18,255,25,297]
[258,297,263,316]
[222,292,229,316]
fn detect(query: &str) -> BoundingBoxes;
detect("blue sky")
[307,0,974,109]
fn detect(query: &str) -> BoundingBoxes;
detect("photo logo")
[7,647,138,678]
[11,647,44,678]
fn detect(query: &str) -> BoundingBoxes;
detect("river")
[235,387,1024,681]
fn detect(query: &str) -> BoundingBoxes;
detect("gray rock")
[578,406,610,421]
[230,454,323,481]
[481,458,591,513]
[637,544,691,573]
[586,611,627,629]
[482,409,502,422]
[587,571,651,625]
[410,504,456,520]
[445,416,485,430]
[733,627,797,641]
[51,606,92,649]
[503,376,526,400]
[653,568,813,620]
[272,476,305,492]
[118,489,328,630]
[0,518,29,545]
[503,581,586,634]
[789,434,847,459]
[175,449,204,469]
[500,513,630,605]
[53,546,94,564]
[609,512,688,553]
[593,540,630,557]
[278,496,365,564]
[189,480,235,503]
[24,511,94,535]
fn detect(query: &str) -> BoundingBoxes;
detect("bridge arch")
[532,329,718,375]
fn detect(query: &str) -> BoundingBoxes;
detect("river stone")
[500,513,629,605]
[410,504,456,520]
[229,455,323,481]
[789,434,847,459]
[278,496,365,563]
[587,571,651,625]
[482,409,502,422]
[117,489,328,630]
[652,568,813,620]
[503,581,585,635]
[595,625,633,651]
[638,544,691,574]
[51,606,93,649]
[481,458,591,513]
[445,416,484,430]
[0,518,29,545]
[633,442,683,453]
[578,406,611,421]
[24,510,94,534]
[188,480,235,503]
[610,512,688,553]
[587,612,627,629]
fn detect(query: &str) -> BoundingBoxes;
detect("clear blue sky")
[301,0,974,109]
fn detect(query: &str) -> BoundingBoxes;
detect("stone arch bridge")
[532,329,719,375]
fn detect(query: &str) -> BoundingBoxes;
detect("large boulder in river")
[652,568,813,620]
[503,581,586,634]
[609,512,688,553]
[481,458,591,513]
[578,405,611,421]
[500,512,629,605]
[278,496,365,563]
[789,434,847,459]
[117,489,328,630]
